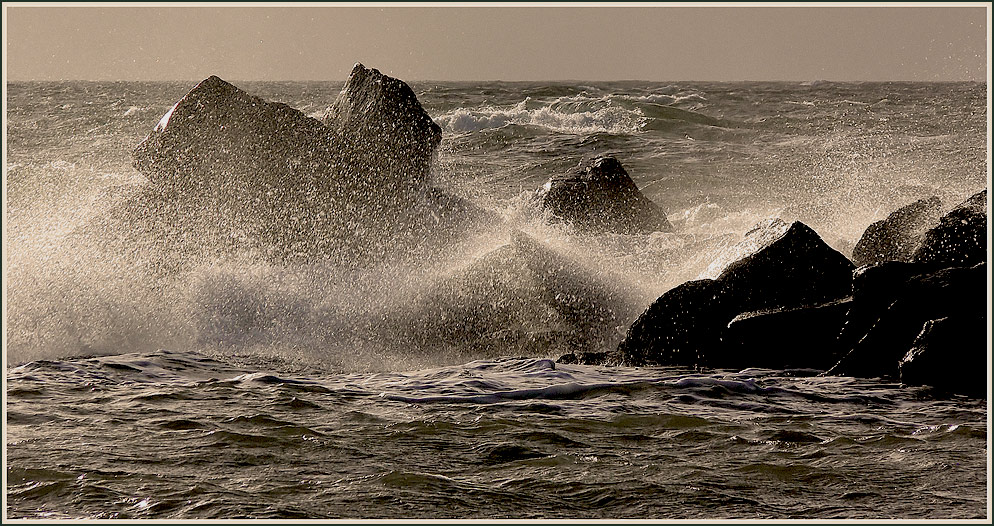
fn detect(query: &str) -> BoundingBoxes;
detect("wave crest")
[434,96,646,135]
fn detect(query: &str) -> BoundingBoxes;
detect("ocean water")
[4,80,989,519]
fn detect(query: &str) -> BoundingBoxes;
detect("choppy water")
[4,80,990,519]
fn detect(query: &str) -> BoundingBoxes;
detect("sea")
[4,79,990,519]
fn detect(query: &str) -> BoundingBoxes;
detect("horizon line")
[5,77,988,83]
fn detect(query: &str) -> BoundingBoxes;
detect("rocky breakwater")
[537,156,673,234]
[97,63,481,269]
[829,189,988,396]
[598,189,987,398]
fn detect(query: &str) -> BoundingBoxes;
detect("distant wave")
[433,92,718,135]
[434,97,646,135]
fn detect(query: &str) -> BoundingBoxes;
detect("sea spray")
[4,79,987,520]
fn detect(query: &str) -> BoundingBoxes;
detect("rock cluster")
[582,191,987,397]
[109,61,987,397]
[115,63,478,267]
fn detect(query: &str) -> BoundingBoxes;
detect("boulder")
[133,75,333,199]
[617,219,855,366]
[851,196,942,266]
[828,262,986,379]
[538,157,673,234]
[323,63,442,203]
[721,298,853,370]
[617,279,736,366]
[911,189,987,267]
[899,315,988,397]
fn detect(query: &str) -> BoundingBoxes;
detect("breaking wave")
[433,92,720,135]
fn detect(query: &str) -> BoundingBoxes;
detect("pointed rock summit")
[324,63,442,197]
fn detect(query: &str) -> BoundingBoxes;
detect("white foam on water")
[434,96,646,135]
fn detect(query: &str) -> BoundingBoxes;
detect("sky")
[3,3,990,82]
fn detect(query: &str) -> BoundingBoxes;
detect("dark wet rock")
[617,279,734,366]
[618,219,855,367]
[556,351,610,366]
[722,298,853,370]
[910,189,987,268]
[899,315,987,397]
[836,261,939,351]
[538,156,673,234]
[710,220,855,309]
[323,63,443,203]
[132,68,440,213]
[851,196,943,266]
[828,262,986,379]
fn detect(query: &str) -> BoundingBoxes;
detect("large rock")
[851,196,942,266]
[711,220,855,308]
[899,315,987,397]
[828,262,986,379]
[722,298,853,370]
[617,279,735,366]
[133,75,333,198]
[910,189,987,267]
[323,63,442,202]
[617,219,855,366]
[538,157,673,234]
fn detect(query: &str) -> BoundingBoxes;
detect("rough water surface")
[4,80,990,519]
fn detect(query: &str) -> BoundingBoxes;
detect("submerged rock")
[899,315,987,397]
[394,230,636,354]
[910,189,987,268]
[538,157,673,234]
[851,196,942,266]
[618,219,854,366]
